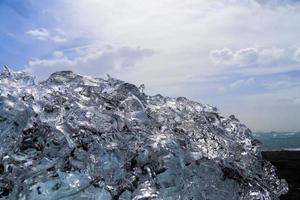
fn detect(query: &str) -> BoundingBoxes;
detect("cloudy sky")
[1,0,300,131]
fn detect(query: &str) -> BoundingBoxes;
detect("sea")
[253,131,300,151]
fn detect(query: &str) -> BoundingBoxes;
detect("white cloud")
[210,47,290,68]
[26,28,67,43]
[209,47,251,66]
[28,0,300,82]
[53,51,64,59]
[219,77,256,93]
[26,28,49,40]
[209,48,234,64]
[265,80,297,90]
[259,47,285,61]
[235,48,259,65]
[293,48,300,62]
[25,46,155,80]
[230,77,256,89]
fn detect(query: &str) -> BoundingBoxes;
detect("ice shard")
[0,68,288,199]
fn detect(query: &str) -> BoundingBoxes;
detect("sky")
[1,0,300,132]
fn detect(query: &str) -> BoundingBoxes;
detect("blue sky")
[1,0,300,131]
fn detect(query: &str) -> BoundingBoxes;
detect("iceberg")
[0,68,288,199]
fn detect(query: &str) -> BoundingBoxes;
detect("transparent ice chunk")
[0,68,288,199]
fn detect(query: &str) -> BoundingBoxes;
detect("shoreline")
[262,151,300,200]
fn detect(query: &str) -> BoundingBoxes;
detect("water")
[253,131,300,151]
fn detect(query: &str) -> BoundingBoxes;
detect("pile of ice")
[0,68,288,199]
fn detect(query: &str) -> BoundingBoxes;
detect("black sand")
[262,151,300,200]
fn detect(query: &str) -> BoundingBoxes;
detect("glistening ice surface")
[0,68,288,200]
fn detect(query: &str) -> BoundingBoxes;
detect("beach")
[262,151,300,200]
